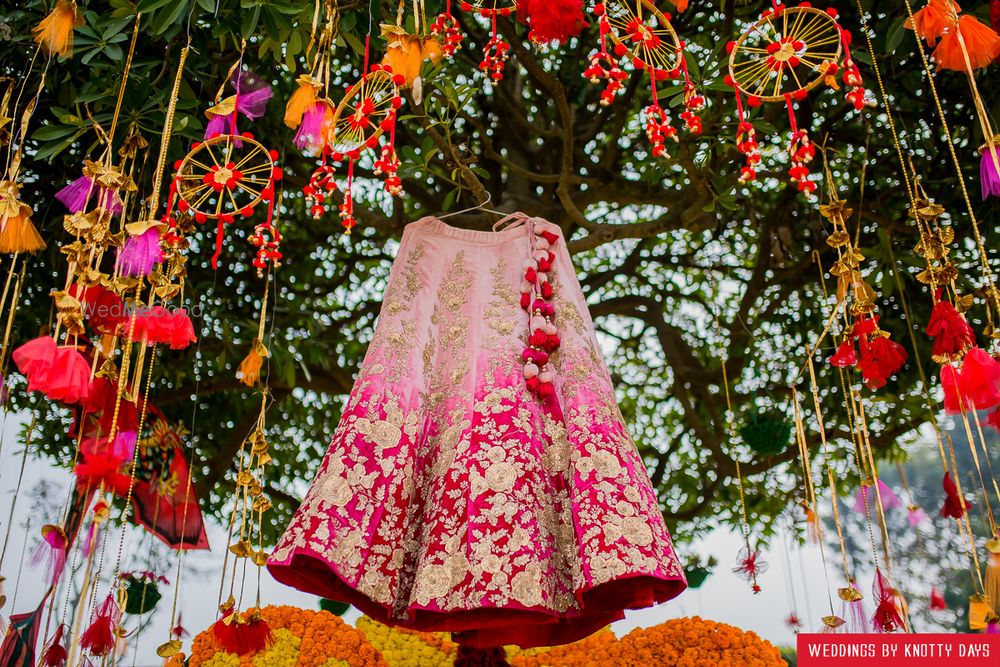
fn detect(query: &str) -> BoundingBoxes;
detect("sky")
[0,409,835,666]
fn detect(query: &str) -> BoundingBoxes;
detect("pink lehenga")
[267,213,686,647]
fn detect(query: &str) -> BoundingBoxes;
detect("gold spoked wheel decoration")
[723,3,866,193]
[604,0,683,77]
[727,5,842,103]
[326,69,402,158]
[304,66,403,234]
[168,133,281,270]
[588,0,704,160]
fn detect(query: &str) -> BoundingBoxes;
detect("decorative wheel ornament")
[301,67,403,234]
[166,133,282,269]
[459,0,516,81]
[724,3,866,192]
[588,0,704,159]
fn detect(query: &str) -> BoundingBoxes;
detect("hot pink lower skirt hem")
[267,550,685,648]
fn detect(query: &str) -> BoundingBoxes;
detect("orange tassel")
[33,0,85,58]
[284,76,320,130]
[933,15,1000,70]
[0,205,46,254]
[906,0,961,46]
[382,41,425,87]
[236,340,267,386]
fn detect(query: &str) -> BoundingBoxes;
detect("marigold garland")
[192,609,781,667]
[357,616,781,667]
[189,606,389,667]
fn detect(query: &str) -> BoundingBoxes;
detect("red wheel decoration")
[724,3,866,192]
[302,67,403,234]
[167,133,281,270]
[588,0,704,159]
[460,0,516,81]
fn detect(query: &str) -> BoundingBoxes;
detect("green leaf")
[32,124,77,141]
[150,0,189,35]
[885,17,906,55]
[135,0,174,12]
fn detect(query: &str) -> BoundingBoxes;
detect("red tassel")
[930,587,947,611]
[941,363,963,414]
[80,595,119,657]
[872,568,905,632]
[171,613,189,639]
[42,624,69,667]
[933,15,1000,70]
[858,335,907,389]
[988,407,1000,432]
[926,298,975,359]
[940,471,966,518]
[212,610,273,655]
[516,0,587,44]
[958,347,1000,410]
[829,340,858,368]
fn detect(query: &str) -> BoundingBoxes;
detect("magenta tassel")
[843,589,870,633]
[294,101,330,151]
[30,528,68,586]
[116,227,163,277]
[982,147,1000,199]
[56,177,122,214]
[907,505,928,528]
[205,113,233,139]
[204,70,272,140]
[112,430,137,461]
[56,176,94,212]
[988,620,1000,634]
[853,479,902,513]
[81,522,100,557]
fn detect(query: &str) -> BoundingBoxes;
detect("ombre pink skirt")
[267,214,686,648]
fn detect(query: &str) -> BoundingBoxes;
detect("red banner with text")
[797,634,1000,666]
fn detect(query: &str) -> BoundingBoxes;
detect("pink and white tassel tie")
[518,219,561,399]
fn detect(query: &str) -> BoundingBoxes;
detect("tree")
[0,0,997,544]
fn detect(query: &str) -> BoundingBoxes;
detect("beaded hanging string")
[789,385,838,628]
[718,335,763,593]
[897,0,1000,318]
[64,38,190,667]
[853,1,1000,572]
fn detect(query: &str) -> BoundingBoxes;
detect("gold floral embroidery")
[270,222,685,621]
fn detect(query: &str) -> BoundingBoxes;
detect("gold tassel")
[970,593,992,630]
[284,75,320,129]
[33,0,85,58]
[0,204,45,254]
[986,537,1000,615]
[236,339,268,387]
